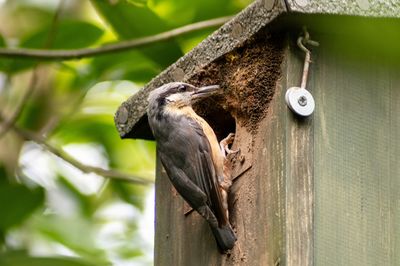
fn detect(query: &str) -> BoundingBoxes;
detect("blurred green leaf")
[0,34,7,71]
[149,0,196,27]
[2,21,104,73]
[0,184,44,231]
[50,80,135,146]
[0,35,5,48]
[117,247,144,259]
[52,117,117,145]
[0,34,15,74]
[17,90,53,132]
[22,21,103,50]
[5,5,53,36]
[0,252,97,266]
[0,166,7,183]
[111,181,146,210]
[33,215,108,264]
[126,0,148,5]
[190,0,238,20]
[57,175,96,217]
[91,0,183,68]
[90,51,160,83]
[151,0,246,26]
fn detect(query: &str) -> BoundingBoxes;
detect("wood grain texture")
[313,35,400,266]
[282,40,314,266]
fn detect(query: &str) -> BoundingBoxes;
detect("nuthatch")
[147,82,236,251]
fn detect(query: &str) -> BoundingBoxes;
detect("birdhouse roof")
[114,0,400,139]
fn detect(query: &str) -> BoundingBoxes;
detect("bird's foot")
[220,133,240,158]
[219,179,232,192]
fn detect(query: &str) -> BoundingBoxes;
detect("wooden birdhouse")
[115,0,400,265]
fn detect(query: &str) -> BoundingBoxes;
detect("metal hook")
[285,27,319,117]
[297,27,319,53]
[297,27,319,89]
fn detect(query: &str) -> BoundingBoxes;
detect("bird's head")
[148,82,220,110]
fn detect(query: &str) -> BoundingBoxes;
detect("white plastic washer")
[285,87,315,116]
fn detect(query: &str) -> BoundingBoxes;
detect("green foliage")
[90,51,160,83]
[0,252,97,266]
[32,215,108,264]
[0,34,7,70]
[1,20,104,73]
[0,0,251,265]
[0,183,44,231]
[92,0,184,68]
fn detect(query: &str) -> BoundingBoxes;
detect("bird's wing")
[157,116,227,226]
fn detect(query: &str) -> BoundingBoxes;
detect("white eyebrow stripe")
[166,93,181,102]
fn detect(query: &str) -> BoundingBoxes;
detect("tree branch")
[0,109,153,185]
[11,125,154,185]
[0,16,232,61]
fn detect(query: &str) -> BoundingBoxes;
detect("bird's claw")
[227,147,240,155]
[220,133,239,157]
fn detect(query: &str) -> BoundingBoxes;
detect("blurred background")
[0,0,251,265]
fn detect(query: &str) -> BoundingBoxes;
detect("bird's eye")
[178,85,186,92]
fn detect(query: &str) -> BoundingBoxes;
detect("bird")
[147,82,236,251]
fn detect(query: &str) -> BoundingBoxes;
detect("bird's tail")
[210,225,236,252]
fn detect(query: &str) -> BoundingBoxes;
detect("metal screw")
[298,96,307,106]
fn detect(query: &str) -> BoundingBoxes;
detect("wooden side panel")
[154,155,223,266]
[283,41,314,266]
[313,39,400,266]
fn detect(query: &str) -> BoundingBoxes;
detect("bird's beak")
[192,85,220,100]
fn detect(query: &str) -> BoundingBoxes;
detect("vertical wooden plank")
[389,69,400,266]
[154,154,223,266]
[283,40,314,266]
[258,77,287,266]
[313,35,400,266]
[154,155,182,265]
[228,86,287,266]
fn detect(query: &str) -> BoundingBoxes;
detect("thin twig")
[0,16,232,60]
[0,69,38,138]
[11,124,153,185]
[0,0,67,138]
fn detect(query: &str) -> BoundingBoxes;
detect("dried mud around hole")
[190,29,285,136]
